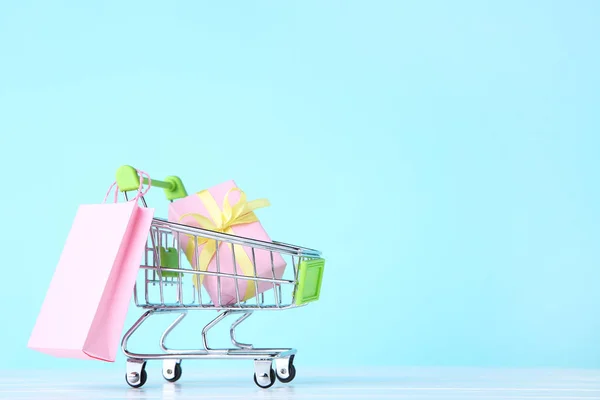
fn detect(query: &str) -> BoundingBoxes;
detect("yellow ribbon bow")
[179,188,270,301]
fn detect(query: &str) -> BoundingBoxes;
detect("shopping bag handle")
[115,165,188,201]
[104,168,151,203]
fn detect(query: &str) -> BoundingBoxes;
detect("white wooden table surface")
[1,367,599,399]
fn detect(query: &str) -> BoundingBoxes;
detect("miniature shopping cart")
[115,166,325,389]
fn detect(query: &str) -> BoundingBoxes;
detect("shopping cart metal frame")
[115,166,325,389]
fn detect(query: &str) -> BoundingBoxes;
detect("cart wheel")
[253,368,276,389]
[126,367,148,389]
[163,362,182,383]
[276,355,296,383]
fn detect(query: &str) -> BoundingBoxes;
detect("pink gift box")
[168,180,286,306]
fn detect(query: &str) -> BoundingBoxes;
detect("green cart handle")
[115,165,188,201]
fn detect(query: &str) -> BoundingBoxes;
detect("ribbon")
[179,188,270,301]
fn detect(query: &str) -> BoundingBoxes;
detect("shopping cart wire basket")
[115,166,325,389]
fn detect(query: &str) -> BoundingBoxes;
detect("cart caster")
[253,359,276,389]
[275,355,296,383]
[163,359,182,383]
[254,369,275,389]
[126,359,147,389]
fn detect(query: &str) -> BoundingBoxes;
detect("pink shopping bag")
[28,172,155,362]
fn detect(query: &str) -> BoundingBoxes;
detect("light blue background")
[1,1,599,371]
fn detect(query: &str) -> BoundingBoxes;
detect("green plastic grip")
[294,258,325,305]
[115,165,188,201]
